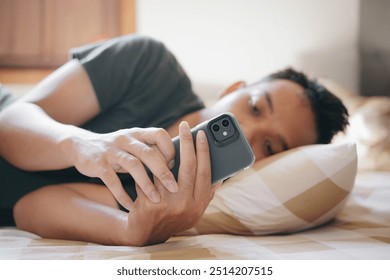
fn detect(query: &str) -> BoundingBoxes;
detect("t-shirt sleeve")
[70,35,181,112]
[70,35,204,132]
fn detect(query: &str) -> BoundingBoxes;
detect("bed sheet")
[0,172,389,260]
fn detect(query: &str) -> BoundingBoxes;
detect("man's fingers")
[100,168,134,211]
[193,129,212,200]
[121,134,178,194]
[132,128,176,167]
[112,151,162,204]
[177,122,197,190]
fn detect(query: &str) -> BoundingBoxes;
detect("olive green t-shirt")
[72,35,204,132]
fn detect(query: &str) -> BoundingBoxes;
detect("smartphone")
[170,113,255,184]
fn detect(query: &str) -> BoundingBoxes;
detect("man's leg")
[13,183,130,245]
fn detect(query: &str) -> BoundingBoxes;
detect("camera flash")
[223,131,227,136]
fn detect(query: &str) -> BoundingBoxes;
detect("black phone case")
[170,113,255,184]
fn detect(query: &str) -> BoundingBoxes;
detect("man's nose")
[242,124,265,145]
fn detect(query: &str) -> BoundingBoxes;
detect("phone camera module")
[212,124,220,132]
[210,115,238,144]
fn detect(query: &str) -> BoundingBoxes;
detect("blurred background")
[0,0,389,100]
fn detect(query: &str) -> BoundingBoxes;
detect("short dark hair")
[262,68,349,144]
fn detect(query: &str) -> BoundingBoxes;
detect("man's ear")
[218,81,246,99]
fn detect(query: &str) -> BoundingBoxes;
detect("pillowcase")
[185,142,357,236]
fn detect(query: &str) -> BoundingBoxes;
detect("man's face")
[212,79,318,161]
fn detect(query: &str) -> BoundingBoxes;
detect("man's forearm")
[0,102,94,171]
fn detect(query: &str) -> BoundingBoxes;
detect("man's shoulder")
[70,34,166,61]
[103,34,165,55]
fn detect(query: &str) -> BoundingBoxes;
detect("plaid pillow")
[187,142,357,235]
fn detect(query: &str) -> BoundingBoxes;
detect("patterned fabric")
[187,142,358,235]
[0,172,389,260]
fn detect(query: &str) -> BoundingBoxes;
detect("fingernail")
[168,159,175,169]
[167,180,179,193]
[150,190,161,203]
[179,121,190,131]
[197,130,207,144]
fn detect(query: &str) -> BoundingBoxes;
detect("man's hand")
[59,127,178,211]
[124,121,221,246]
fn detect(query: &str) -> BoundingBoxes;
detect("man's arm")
[13,122,219,246]
[0,60,178,210]
[0,60,99,170]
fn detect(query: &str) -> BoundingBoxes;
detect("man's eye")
[250,99,260,116]
[263,140,275,156]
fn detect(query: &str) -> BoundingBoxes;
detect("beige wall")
[136,0,360,101]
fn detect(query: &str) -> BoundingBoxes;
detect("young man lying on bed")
[0,35,349,246]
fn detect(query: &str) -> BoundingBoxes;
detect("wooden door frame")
[0,0,136,84]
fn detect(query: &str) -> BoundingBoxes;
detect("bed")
[0,171,389,260]
[0,82,390,260]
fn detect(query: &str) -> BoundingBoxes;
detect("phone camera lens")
[222,119,230,127]
[212,124,220,132]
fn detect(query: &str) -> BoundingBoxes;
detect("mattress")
[1,171,389,260]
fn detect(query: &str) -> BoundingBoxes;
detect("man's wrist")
[56,126,94,168]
